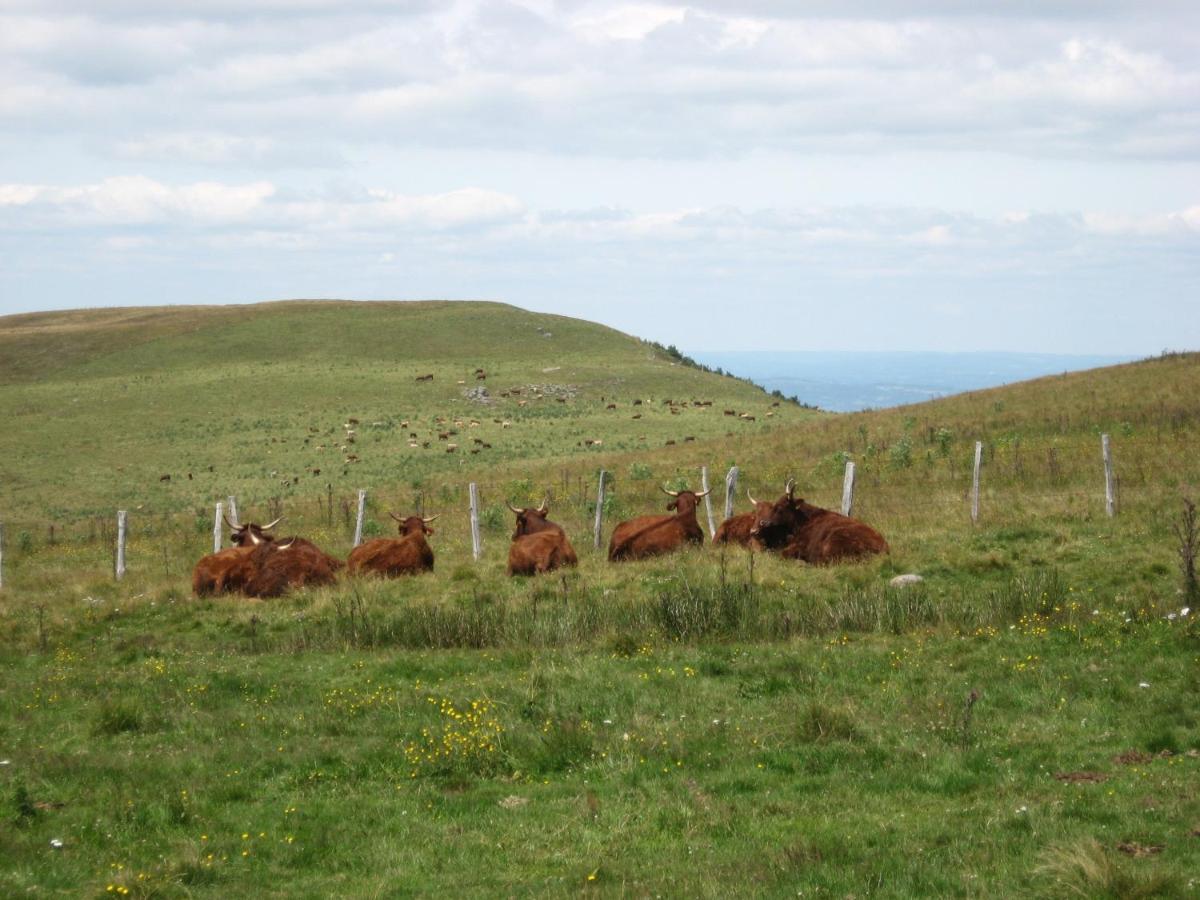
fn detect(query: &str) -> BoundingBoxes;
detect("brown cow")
[347,513,437,577]
[779,500,889,564]
[749,481,888,564]
[506,500,578,575]
[607,485,710,561]
[744,482,805,552]
[713,512,758,549]
[191,516,281,596]
[236,534,344,598]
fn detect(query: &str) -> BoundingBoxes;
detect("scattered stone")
[889,574,924,588]
[462,386,491,403]
[1054,771,1108,784]
[1116,841,1164,857]
[498,795,528,809]
[1114,750,1151,765]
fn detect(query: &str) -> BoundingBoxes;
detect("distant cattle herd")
[192,482,888,598]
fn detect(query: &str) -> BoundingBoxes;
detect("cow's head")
[748,479,800,539]
[661,485,710,515]
[507,498,550,538]
[390,512,438,536]
[226,514,282,547]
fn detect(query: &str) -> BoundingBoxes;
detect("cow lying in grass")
[192,516,281,596]
[749,480,888,564]
[348,513,437,577]
[192,514,342,598]
[506,500,578,575]
[608,485,710,561]
[235,535,343,598]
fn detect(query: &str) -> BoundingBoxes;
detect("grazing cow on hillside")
[607,485,710,561]
[347,513,437,577]
[749,482,888,564]
[234,532,344,598]
[506,500,578,575]
[191,516,281,596]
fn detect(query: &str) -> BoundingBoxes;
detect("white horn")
[746,488,760,506]
[262,516,283,531]
[660,484,680,497]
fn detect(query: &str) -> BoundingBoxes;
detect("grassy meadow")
[1,302,1199,897]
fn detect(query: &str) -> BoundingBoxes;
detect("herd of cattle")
[191,480,888,598]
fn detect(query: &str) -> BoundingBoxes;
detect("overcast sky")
[1,0,1197,352]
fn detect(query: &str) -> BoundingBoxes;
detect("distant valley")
[690,350,1141,412]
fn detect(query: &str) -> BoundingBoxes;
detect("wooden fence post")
[0,522,5,590]
[213,502,224,553]
[227,495,239,525]
[700,466,716,537]
[841,461,856,517]
[971,441,983,524]
[724,466,739,522]
[353,489,367,547]
[115,510,127,580]
[1102,433,1115,517]
[468,483,482,561]
[593,470,608,549]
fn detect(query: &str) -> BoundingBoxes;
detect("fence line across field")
[7,436,1129,579]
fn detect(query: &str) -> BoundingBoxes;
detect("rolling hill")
[0,300,814,519]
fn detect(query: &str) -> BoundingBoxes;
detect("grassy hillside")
[0,301,812,518]
[1,304,1198,897]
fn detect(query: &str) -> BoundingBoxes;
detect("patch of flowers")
[404,697,504,777]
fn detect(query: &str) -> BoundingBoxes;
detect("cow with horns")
[748,480,889,564]
[236,532,343,598]
[607,485,710,561]
[191,515,282,597]
[347,513,438,577]
[506,499,578,575]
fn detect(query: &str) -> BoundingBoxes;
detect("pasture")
[1,304,1199,896]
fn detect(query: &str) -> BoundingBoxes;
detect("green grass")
[1,302,1199,896]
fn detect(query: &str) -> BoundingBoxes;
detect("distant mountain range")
[688,351,1141,412]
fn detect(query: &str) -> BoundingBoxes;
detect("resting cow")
[608,485,710,562]
[749,481,888,564]
[347,513,437,577]
[713,506,759,549]
[191,516,280,597]
[235,535,343,598]
[779,499,889,564]
[506,500,578,575]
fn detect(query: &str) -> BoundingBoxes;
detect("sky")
[1,0,1197,353]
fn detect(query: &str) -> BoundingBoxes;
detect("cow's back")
[609,514,702,561]
[788,512,888,564]
[713,513,756,547]
[607,514,669,560]
[192,547,252,597]
[508,531,577,575]
[348,535,433,576]
[243,538,341,597]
